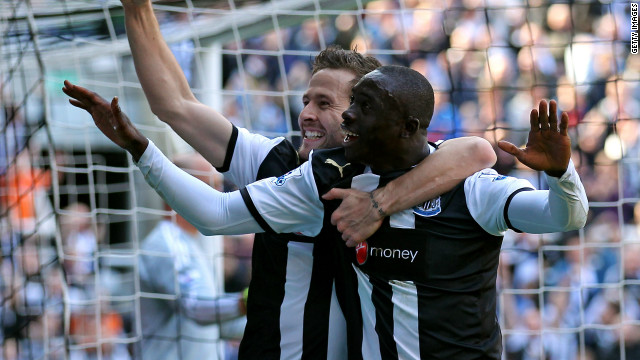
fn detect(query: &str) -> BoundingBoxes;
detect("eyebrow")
[355,89,375,103]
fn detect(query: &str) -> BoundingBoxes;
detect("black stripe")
[504,187,535,233]
[216,125,238,173]
[370,277,399,359]
[239,235,288,359]
[301,241,332,359]
[240,187,276,234]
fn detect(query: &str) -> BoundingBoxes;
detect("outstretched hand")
[498,99,571,177]
[62,80,148,161]
[322,188,384,247]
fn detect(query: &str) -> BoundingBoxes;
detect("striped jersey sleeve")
[464,169,535,236]
[218,126,297,187]
[242,156,324,236]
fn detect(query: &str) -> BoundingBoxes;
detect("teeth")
[342,129,359,143]
[304,131,324,139]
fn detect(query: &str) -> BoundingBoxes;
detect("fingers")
[68,99,88,110]
[62,80,105,107]
[559,112,569,136]
[497,140,521,157]
[548,100,558,131]
[322,188,348,200]
[110,96,123,121]
[343,231,363,248]
[530,108,539,132]
[538,99,549,131]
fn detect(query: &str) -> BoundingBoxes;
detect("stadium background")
[1,0,637,359]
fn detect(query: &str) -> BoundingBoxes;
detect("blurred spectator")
[136,153,246,360]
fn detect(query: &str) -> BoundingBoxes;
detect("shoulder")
[309,148,365,194]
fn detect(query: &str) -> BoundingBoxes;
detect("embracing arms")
[325,100,587,244]
[323,137,496,246]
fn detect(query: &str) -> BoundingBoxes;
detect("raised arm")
[498,99,587,232]
[466,99,587,235]
[121,0,232,167]
[63,81,322,237]
[323,136,496,246]
[63,80,260,235]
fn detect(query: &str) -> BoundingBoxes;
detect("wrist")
[369,190,388,220]
[545,167,568,178]
[128,137,149,162]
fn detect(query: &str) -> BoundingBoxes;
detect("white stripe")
[390,209,416,229]
[351,173,380,192]
[280,241,314,359]
[326,281,348,359]
[354,267,383,360]
[391,281,420,359]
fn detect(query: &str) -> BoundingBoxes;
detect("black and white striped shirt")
[240,146,586,359]
[219,127,349,360]
[136,136,587,359]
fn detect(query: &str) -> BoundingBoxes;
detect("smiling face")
[298,68,357,161]
[340,71,405,168]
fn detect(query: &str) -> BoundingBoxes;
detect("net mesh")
[1,0,637,359]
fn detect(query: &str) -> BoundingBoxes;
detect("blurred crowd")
[216,1,639,358]
[2,0,639,359]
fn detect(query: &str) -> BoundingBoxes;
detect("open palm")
[62,80,148,160]
[498,100,571,178]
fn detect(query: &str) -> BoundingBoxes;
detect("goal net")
[1,0,636,359]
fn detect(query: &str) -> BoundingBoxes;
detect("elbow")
[471,137,497,169]
[149,97,195,124]
[195,224,217,237]
[562,207,589,231]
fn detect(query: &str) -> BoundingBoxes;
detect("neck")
[369,141,430,174]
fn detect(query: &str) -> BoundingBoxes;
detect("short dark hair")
[374,65,435,129]
[312,45,381,82]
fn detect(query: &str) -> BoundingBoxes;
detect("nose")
[341,107,354,124]
[299,103,318,123]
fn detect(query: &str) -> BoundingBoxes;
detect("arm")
[63,81,322,236]
[466,160,587,235]
[63,80,261,234]
[506,159,587,233]
[323,136,496,246]
[467,99,588,235]
[181,294,246,324]
[501,99,587,231]
[121,0,232,167]
[139,228,245,324]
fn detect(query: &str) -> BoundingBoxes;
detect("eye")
[302,98,309,107]
[319,101,330,107]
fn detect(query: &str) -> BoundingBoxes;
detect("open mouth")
[304,131,325,140]
[342,129,359,143]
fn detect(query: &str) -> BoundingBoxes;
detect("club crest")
[413,196,441,217]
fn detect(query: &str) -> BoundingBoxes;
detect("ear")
[401,116,420,137]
